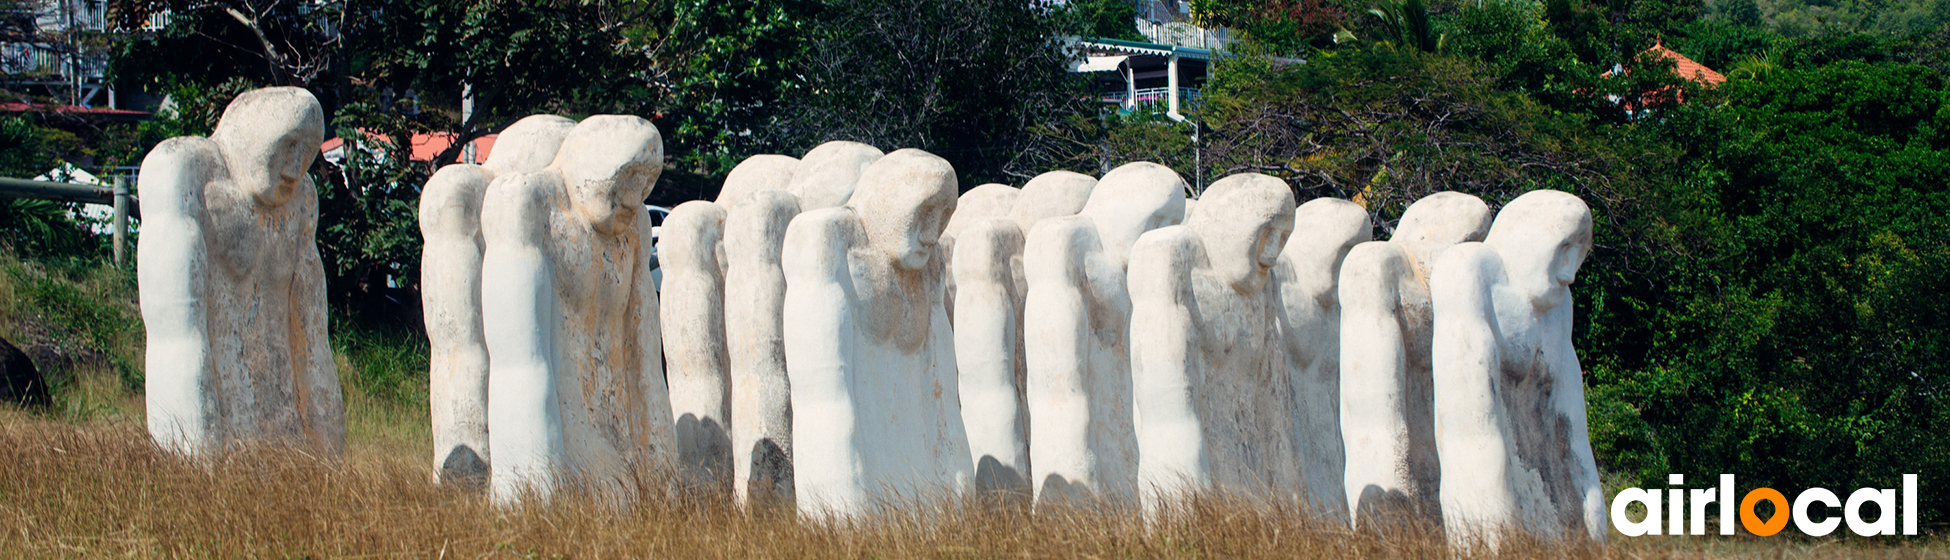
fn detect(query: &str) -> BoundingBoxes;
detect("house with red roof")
[320,130,501,167]
[1601,41,1726,113]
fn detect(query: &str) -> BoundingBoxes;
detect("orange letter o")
[1740,488,1790,536]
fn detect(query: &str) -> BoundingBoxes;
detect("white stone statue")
[1024,162,1186,508]
[421,114,575,484]
[661,199,733,494]
[954,170,1101,502]
[784,141,883,210]
[944,183,1023,499]
[725,188,802,507]
[941,184,1020,320]
[480,116,674,504]
[138,86,343,457]
[1128,173,1298,515]
[715,154,800,208]
[782,148,970,517]
[1008,171,1098,229]
[721,144,881,508]
[1273,198,1371,519]
[1339,191,1492,528]
[1431,190,1603,547]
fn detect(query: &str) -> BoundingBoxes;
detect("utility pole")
[112,176,128,266]
[461,82,476,163]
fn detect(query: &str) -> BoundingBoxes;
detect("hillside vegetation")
[0,0,1944,546]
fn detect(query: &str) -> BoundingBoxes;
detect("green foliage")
[1196,45,1632,218]
[108,0,345,89]
[1668,19,1779,69]
[1192,0,1345,52]
[0,255,144,392]
[651,0,819,174]
[1592,61,1950,520]
[773,0,1090,186]
[1367,0,1443,53]
[1447,0,1593,96]
[330,314,431,407]
[1062,0,1145,41]
[0,116,106,259]
[314,102,428,305]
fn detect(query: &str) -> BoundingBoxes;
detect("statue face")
[1186,173,1296,292]
[1483,190,1593,313]
[210,87,324,208]
[893,194,954,270]
[551,116,663,236]
[848,149,958,271]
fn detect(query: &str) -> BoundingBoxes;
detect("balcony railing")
[1101,87,1200,106]
[0,42,107,79]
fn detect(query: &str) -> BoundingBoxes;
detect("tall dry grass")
[0,411,1940,559]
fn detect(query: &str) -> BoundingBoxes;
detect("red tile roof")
[1604,41,1726,86]
[0,102,151,118]
[1645,43,1726,86]
[321,130,500,163]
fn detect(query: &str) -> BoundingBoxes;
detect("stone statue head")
[483,115,576,174]
[1484,190,1593,312]
[1282,198,1372,305]
[1009,170,1096,230]
[550,116,663,236]
[788,141,884,210]
[1187,173,1296,293]
[209,87,325,208]
[1392,192,1493,281]
[715,154,800,209]
[943,184,1019,239]
[1080,162,1187,264]
[848,149,958,271]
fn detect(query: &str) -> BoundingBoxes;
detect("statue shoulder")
[137,137,226,220]
[782,206,863,280]
[1128,225,1203,303]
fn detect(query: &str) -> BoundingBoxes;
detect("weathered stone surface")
[718,146,879,508]
[716,154,799,208]
[952,215,1029,500]
[952,171,1101,503]
[1024,162,1184,509]
[1129,173,1297,515]
[1432,190,1603,547]
[725,188,803,508]
[663,200,733,494]
[783,148,970,516]
[1339,191,1492,528]
[1008,171,1097,230]
[942,184,1021,320]
[1273,198,1371,520]
[138,86,343,456]
[481,115,673,505]
[786,141,883,210]
[0,336,48,408]
[421,114,574,485]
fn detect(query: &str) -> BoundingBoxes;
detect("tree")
[1062,0,1143,41]
[772,0,1089,186]
[108,0,343,88]
[1589,61,1950,521]
[1192,0,1343,52]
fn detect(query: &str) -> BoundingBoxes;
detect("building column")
[1167,52,1182,119]
[1123,61,1137,111]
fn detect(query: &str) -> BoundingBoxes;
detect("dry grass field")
[0,401,1941,559]
[0,253,1942,559]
